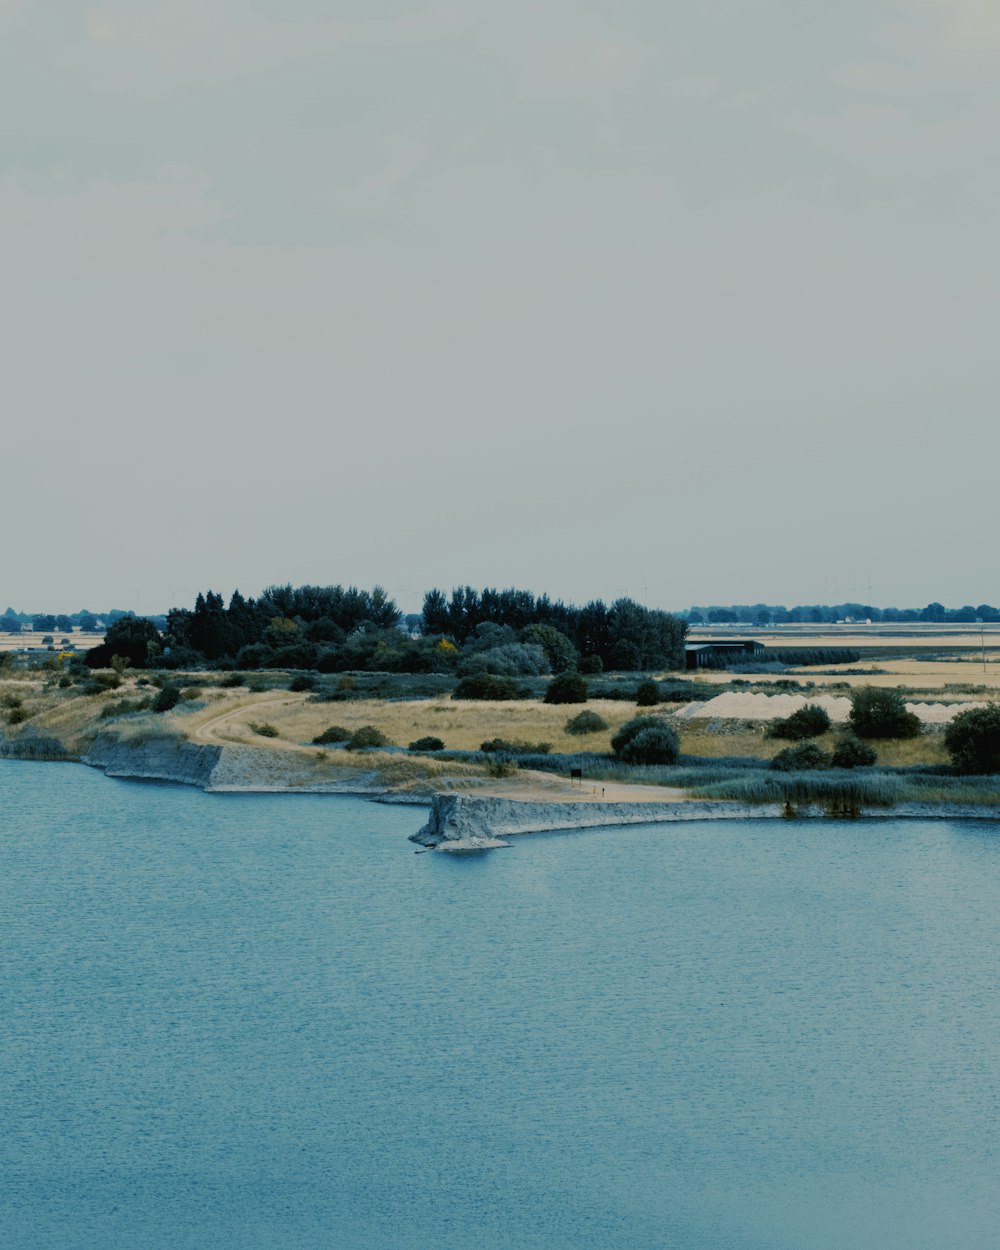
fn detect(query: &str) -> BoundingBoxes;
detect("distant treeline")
[687,602,1000,625]
[0,608,162,634]
[84,583,687,675]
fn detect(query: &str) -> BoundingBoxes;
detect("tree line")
[687,602,1000,625]
[85,583,688,675]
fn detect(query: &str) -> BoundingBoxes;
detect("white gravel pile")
[673,693,986,725]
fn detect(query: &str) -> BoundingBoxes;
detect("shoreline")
[52,734,1000,852]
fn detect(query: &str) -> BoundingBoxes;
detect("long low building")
[685,639,765,670]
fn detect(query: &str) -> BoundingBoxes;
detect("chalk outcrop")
[410,793,786,851]
[83,734,222,788]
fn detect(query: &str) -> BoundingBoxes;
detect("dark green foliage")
[635,679,660,707]
[421,586,685,670]
[564,710,608,736]
[87,615,163,670]
[248,722,279,738]
[346,725,391,750]
[453,674,523,701]
[849,687,921,739]
[288,674,316,692]
[610,716,679,765]
[152,685,180,713]
[408,736,445,752]
[770,742,831,771]
[544,672,587,704]
[831,735,877,768]
[768,703,832,740]
[312,726,351,745]
[944,704,1000,773]
[579,655,603,674]
[220,673,246,687]
[520,623,578,673]
[480,738,552,755]
[616,721,680,765]
[99,698,150,720]
[7,706,28,725]
[0,692,22,709]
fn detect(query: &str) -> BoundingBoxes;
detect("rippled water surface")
[2,761,999,1249]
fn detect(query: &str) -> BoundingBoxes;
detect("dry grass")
[180,694,653,754]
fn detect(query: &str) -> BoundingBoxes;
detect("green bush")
[945,704,1000,773]
[849,687,921,739]
[288,674,316,692]
[579,655,603,674]
[312,726,351,745]
[768,703,831,741]
[611,716,679,764]
[221,672,247,687]
[617,723,679,765]
[543,672,587,704]
[480,737,552,755]
[1,693,23,709]
[408,736,445,752]
[564,710,609,736]
[152,685,180,713]
[770,742,831,771]
[635,679,660,707]
[487,756,518,778]
[248,722,279,738]
[346,725,391,750]
[7,706,29,725]
[831,735,877,769]
[453,674,523,701]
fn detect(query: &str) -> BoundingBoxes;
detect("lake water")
[1,761,998,1249]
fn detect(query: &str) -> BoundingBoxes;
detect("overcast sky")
[4,0,999,615]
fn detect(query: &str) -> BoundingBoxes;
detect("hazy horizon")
[6,1,999,612]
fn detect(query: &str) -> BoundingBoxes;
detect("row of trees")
[687,602,1000,625]
[421,587,686,671]
[87,583,688,675]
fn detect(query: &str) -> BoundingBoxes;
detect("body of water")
[1,761,998,1248]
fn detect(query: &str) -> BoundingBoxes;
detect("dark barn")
[685,639,765,670]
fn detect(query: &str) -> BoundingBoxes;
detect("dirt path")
[188,696,304,747]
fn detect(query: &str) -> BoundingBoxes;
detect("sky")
[4,0,999,616]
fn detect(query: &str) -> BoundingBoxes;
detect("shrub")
[453,674,523,701]
[611,716,679,763]
[346,726,391,751]
[248,722,279,738]
[617,722,680,766]
[768,703,832,741]
[312,726,351,745]
[831,735,877,769]
[7,706,28,725]
[409,736,445,752]
[288,673,316,692]
[220,672,246,688]
[849,687,921,739]
[945,704,1000,773]
[770,742,831,771]
[487,756,518,778]
[99,698,150,720]
[635,679,660,707]
[544,672,587,704]
[152,685,180,713]
[91,670,122,691]
[480,738,552,755]
[456,643,549,677]
[579,655,603,674]
[1,693,23,709]
[564,710,609,736]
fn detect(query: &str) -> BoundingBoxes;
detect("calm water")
[1,762,999,1249]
